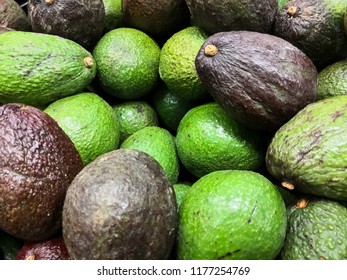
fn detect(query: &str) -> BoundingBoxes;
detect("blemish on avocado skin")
[217,249,241,259]
[330,111,343,121]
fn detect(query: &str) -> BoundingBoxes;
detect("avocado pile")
[1,0,347,260]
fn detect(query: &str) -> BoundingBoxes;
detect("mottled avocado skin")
[274,0,347,69]
[195,31,317,133]
[185,0,278,34]
[266,95,347,201]
[0,104,83,241]
[63,149,177,260]
[280,198,347,260]
[28,0,105,49]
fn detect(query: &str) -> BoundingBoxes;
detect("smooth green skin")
[176,102,266,178]
[280,198,347,260]
[177,170,287,260]
[93,27,161,100]
[317,60,347,100]
[103,0,124,32]
[120,126,180,184]
[151,84,195,133]
[0,31,96,107]
[44,92,120,166]
[266,95,347,201]
[159,26,209,102]
[173,183,191,210]
[113,101,158,143]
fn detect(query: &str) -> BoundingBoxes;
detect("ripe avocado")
[0,103,83,241]
[122,0,190,38]
[266,95,347,201]
[280,198,347,260]
[195,31,317,133]
[185,0,278,34]
[28,0,105,49]
[274,0,347,69]
[62,149,177,260]
[0,0,31,31]
[0,31,96,107]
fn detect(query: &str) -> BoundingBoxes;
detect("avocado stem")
[45,0,55,5]
[83,57,94,69]
[281,181,294,190]
[287,6,298,17]
[204,44,218,57]
[26,255,36,260]
[295,198,309,209]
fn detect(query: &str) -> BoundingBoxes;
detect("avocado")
[266,95,347,201]
[0,26,13,33]
[195,31,317,133]
[0,103,83,241]
[0,0,31,31]
[62,149,177,260]
[274,0,347,69]
[16,235,70,260]
[0,230,23,260]
[28,0,105,49]
[122,0,190,38]
[345,9,347,35]
[185,0,278,35]
[0,31,96,107]
[280,198,347,260]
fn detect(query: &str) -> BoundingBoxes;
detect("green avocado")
[274,0,347,69]
[266,95,347,201]
[0,31,96,107]
[280,197,347,260]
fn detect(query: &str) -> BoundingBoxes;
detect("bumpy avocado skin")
[280,198,347,260]
[185,0,278,34]
[28,0,105,49]
[0,31,96,107]
[195,31,317,133]
[266,95,347,201]
[0,104,83,241]
[274,0,347,69]
[63,149,177,260]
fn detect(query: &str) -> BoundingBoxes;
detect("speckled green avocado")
[280,197,347,260]
[266,95,347,201]
[0,31,96,107]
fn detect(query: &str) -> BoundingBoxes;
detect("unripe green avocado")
[0,31,96,107]
[266,95,347,201]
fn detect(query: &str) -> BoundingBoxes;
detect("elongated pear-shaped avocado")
[195,31,318,133]
[266,95,347,201]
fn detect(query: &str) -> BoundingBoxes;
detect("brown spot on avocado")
[330,111,344,121]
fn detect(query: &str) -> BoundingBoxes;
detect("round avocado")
[62,149,177,260]
[0,103,83,241]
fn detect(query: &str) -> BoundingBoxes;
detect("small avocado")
[195,31,317,133]
[274,0,347,69]
[122,0,190,38]
[280,197,347,260]
[266,95,347,201]
[62,149,177,260]
[28,0,105,49]
[16,235,70,260]
[0,103,83,241]
[0,0,31,31]
[185,0,278,34]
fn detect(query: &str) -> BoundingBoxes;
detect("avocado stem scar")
[45,0,55,5]
[295,198,309,209]
[287,6,298,17]
[204,44,218,57]
[83,57,94,69]
[26,255,36,260]
[281,181,294,190]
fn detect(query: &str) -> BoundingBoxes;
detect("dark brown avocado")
[122,0,190,39]
[63,149,177,260]
[0,0,31,31]
[0,103,83,241]
[27,0,105,49]
[274,0,347,69]
[184,0,278,35]
[16,235,70,260]
[195,31,318,133]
